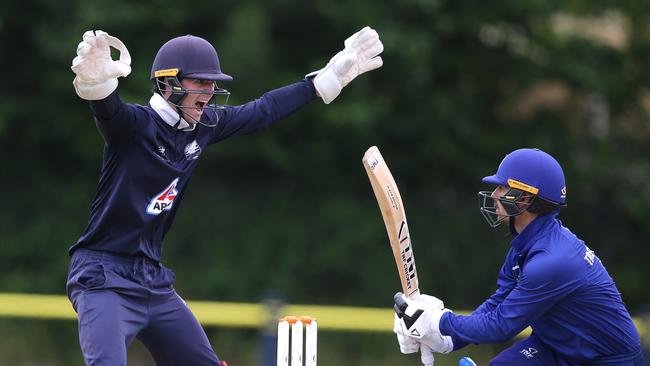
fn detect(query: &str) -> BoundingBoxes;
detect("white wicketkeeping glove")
[308,26,383,104]
[394,292,454,354]
[71,30,132,100]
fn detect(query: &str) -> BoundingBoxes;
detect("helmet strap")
[508,216,518,236]
[156,76,189,124]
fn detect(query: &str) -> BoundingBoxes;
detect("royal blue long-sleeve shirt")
[439,212,642,364]
[69,80,316,262]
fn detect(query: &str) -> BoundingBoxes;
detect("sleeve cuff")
[440,312,470,351]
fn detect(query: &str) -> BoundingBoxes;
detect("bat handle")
[421,343,434,366]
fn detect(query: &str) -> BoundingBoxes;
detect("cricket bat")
[362,146,434,366]
[362,146,420,297]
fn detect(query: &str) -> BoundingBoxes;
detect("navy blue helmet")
[150,35,232,127]
[151,35,232,82]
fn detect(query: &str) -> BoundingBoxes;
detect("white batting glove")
[394,292,454,354]
[71,30,132,100]
[394,308,436,366]
[411,294,440,366]
[392,291,445,353]
[308,26,383,104]
[411,293,438,366]
[394,311,420,354]
[420,344,435,366]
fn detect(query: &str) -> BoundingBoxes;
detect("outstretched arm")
[208,79,316,143]
[207,26,384,142]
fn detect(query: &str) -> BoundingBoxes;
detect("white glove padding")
[394,292,454,354]
[393,293,441,366]
[394,312,420,354]
[71,30,132,100]
[308,26,383,104]
[394,312,436,366]
[420,344,434,366]
[411,293,438,366]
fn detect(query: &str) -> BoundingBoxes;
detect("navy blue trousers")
[66,249,220,366]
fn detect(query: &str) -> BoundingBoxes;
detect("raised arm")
[71,30,137,144]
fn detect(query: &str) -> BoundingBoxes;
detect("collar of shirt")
[510,211,559,254]
[149,93,195,131]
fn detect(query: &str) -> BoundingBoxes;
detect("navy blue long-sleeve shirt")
[439,212,642,364]
[70,80,316,261]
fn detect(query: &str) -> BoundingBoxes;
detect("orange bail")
[299,316,316,324]
[280,315,300,324]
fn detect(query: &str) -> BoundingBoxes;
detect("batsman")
[66,28,383,365]
[393,148,642,365]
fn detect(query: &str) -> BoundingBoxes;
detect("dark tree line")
[0,0,648,364]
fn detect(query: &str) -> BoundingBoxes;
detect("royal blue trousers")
[66,248,220,366]
[490,335,643,366]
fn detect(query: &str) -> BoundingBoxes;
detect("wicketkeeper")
[394,148,642,365]
[66,28,383,365]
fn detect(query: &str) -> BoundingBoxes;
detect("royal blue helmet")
[482,148,566,205]
[478,148,567,227]
[151,35,232,81]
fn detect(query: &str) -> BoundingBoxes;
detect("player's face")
[179,78,216,124]
[490,185,509,224]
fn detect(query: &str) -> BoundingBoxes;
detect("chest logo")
[146,178,179,215]
[184,140,202,160]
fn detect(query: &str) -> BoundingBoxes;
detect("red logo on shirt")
[146,178,179,215]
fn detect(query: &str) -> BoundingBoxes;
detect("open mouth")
[194,101,207,110]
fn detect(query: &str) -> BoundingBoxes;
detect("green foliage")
[1,0,649,364]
